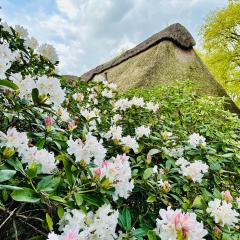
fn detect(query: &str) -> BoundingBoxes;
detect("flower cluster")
[207,199,239,226]
[48,204,119,240]
[155,207,208,240]
[188,133,206,148]
[10,74,66,107]
[176,158,209,183]
[0,42,17,78]
[67,133,106,165]
[2,21,58,63]
[0,128,57,174]
[92,154,134,200]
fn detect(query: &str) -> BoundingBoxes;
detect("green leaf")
[213,188,221,199]
[74,192,83,207]
[118,208,132,231]
[165,159,174,169]
[49,195,67,203]
[82,194,102,207]
[0,170,16,182]
[0,185,23,190]
[192,195,204,209]
[37,176,60,192]
[26,162,41,178]
[133,228,147,238]
[0,80,18,90]
[63,159,74,186]
[32,88,39,105]
[147,230,157,240]
[11,188,40,203]
[143,168,152,180]
[147,149,160,156]
[57,206,65,219]
[146,195,156,203]
[7,158,25,175]
[46,213,53,231]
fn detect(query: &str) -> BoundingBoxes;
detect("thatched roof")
[77,23,239,114]
[81,23,195,81]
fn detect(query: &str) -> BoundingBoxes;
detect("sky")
[0,0,228,76]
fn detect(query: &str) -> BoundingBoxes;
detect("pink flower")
[221,190,233,202]
[64,230,77,240]
[68,120,77,131]
[95,168,102,176]
[168,211,190,237]
[156,207,208,240]
[101,161,110,168]
[44,116,54,126]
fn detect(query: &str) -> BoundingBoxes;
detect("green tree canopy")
[201,0,240,105]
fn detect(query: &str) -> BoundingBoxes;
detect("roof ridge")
[81,23,195,81]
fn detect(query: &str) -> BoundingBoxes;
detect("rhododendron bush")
[0,20,239,240]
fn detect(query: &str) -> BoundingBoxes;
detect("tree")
[201,1,240,105]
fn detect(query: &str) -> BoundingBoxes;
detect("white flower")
[20,147,57,174]
[108,82,117,90]
[111,114,122,123]
[146,101,159,112]
[161,131,173,141]
[236,197,240,208]
[157,179,171,192]
[163,147,184,158]
[135,125,151,139]
[72,92,84,102]
[10,74,36,99]
[24,36,39,49]
[176,157,189,166]
[81,109,98,121]
[106,125,122,141]
[130,97,145,107]
[67,133,106,165]
[55,204,119,239]
[176,158,209,183]
[0,58,10,79]
[38,43,58,63]
[0,42,16,78]
[152,165,158,174]
[92,204,119,239]
[113,98,131,111]
[156,207,207,240]
[188,133,206,148]
[120,136,139,153]
[0,42,16,62]
[14,25,28,39]
[56,107,70,122]
[0,128,28,150]
[102,89,114,98]
[36,76,66,108]
[93,155,134,200]
[1,21,11,33]
[207,199,239,226]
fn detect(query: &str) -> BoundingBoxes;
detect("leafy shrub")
[0,20,239,240]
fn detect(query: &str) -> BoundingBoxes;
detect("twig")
[18,218,48,237]
[13,219,18,240]
[17,214,43,222]
[0,208,17,229]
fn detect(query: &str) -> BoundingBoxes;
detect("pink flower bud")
[68,120,77,131]
[95,168,102,176]
[221,190,233,202]
[44,116,54,126]
[146,154,152,164]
